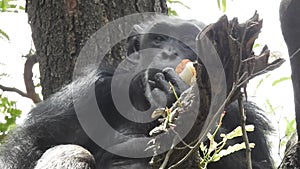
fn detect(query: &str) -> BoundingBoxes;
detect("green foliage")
[0,28,9,40]
[272,76,291,86]
[0,0,25,42]
[255,74,270,94]
[284,118,296,138]
[217,0,236,12]
[0,96,21,141]
[265,98,277,115]
[167,0,190,9]
[199,112,255,168]
[279,118,296,147]
[0,0,24,12]
[254,74,295,158]
[167,0,190,16]
[168,8,178,16]
[253,43,261,49]
[217,0,227,13]
[0,0,24,141]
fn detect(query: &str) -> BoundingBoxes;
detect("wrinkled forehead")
[143,19,203,38]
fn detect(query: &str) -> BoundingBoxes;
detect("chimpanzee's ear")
[126,25,144,56]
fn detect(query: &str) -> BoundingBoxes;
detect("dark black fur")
[0,17,273,169]
[209,102,274,169]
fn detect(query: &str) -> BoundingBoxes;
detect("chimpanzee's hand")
[150,67,190,107]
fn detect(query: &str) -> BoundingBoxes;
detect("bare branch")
[238,95,252,169]
[0,84,30,99]
[0,54,41,103]
[24,54,41,103]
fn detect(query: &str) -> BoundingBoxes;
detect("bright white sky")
[0,0,293,162]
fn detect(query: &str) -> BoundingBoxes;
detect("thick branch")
[24,55,41,103]
[0,55,41,103]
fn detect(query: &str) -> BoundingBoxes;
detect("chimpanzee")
[0,16,273,169]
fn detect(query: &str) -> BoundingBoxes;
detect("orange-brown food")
[175,59,192,74]
[176,59,196,85]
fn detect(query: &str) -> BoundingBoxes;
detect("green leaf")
[18,5,24,10]
[1,0,8,12]
[265,99,276,115]
[253,43,261,48]
[255,78,264,91]
[285,118,296,137]
[167,0,190,9]
[217,0,227,12]
[8,3,15,8]
[167,0,190,16]
[0,28,10,41]
[168,8,178,16]
[222,0,226,12]
[272,76,291,86]
[256,74,270,89]
[217,0,221,10]
[254,74,270,95]
[0,96,22,141]
[0,0,25,12]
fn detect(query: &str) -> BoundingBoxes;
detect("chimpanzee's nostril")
[161,49,178,60]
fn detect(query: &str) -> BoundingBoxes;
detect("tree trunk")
[26,0,168,99]
[280,0,300,168]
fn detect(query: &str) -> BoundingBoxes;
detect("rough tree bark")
[279,0,300,168]
[26,0,168,99]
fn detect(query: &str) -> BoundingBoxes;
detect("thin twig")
[159,137,178,169]
[290,48,300,60]
[170,128,196,149]
[168,79,241,169]
[238,95,252,169]
[277,140,300,169]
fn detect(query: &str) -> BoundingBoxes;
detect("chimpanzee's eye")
[153,35,167,45]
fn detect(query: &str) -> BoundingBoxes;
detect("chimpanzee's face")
[127,18,204,111]
[128,20,203,70]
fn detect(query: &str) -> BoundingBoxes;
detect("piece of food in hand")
[176,59,196,85]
